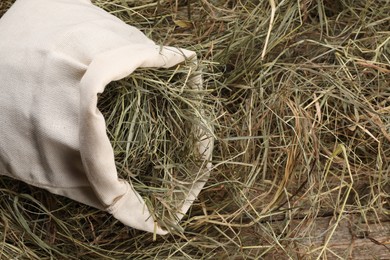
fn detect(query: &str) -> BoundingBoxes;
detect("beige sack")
[0,0,213,234]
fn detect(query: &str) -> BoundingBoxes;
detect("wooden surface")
[288,214,390,259]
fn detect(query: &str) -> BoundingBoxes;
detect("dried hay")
[0,0,389,258]
[98,64,213,232]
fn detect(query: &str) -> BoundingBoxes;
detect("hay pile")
[1,0,389,258]
[98,64,212,231]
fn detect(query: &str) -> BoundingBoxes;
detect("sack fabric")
[0,0,213,234]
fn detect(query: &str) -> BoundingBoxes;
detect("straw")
[1,0,389,258]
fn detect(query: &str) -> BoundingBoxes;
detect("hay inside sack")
[97,62,212,232]
[0,0,389,259]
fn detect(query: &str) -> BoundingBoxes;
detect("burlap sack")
[0,0,213,234]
